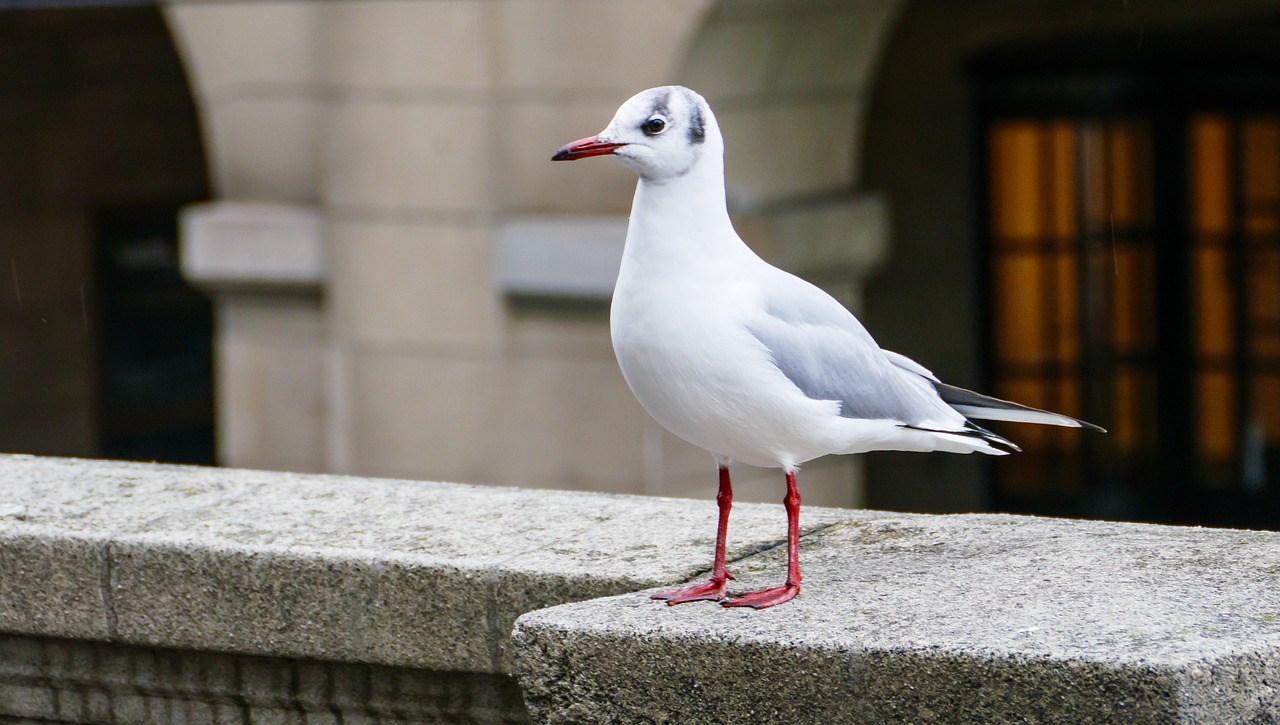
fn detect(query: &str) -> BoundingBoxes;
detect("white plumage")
[553,86,1101,609]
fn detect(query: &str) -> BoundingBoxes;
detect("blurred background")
[2,0,1280,529]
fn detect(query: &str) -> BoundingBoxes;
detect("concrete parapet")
[6,454,1280,723]
[513,513,1280,723]
[0,455,825,676]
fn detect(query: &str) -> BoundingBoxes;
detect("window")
[974,34,1280,526]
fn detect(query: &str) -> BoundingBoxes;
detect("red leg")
[652,465,735,604]
[723,470,800,609]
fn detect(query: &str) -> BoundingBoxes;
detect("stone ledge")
[492,215,628,301]
[512,513,1280,723]
[0,455,839,675]
[179,201,324,294]
[13,455,1280,722]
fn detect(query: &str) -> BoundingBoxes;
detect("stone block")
[513,512,1280,722]
[320,0,488,90]
[0,634,527,723]
[682,17,787,99]
[716,99,862,206]
[495,99,638,215]
[0,531,107,641]
[346,352,504,483]
[769,3,901,93]
[0,682,55,719]
[180,202,324,292]
[493,216,627,301]
[0,455,839,674]
[201,96,321,202]
[216,333,327,473]
[327,219,502,347]
[492,1,700,93]
[322,100,489,214]
[0,635,40,679]
[504,306,612,360]
[755,195,889,279]
[724,456,861,509]
[105,539,495,673]
[163,2,319,97]
[493,354,648,493]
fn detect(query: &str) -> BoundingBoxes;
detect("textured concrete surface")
[514,513,1280,723]
[0,454,840,674]
[0,633,528,724]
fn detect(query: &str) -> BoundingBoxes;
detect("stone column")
[180,202,328,473]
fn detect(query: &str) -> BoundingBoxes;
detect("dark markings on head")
[652,91,671,119]
[688,102,706,145]
[676,88,705,145]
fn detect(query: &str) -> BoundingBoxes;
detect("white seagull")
[553,86,1103,609]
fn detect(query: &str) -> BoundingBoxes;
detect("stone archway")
[680,1,905,208]
[0,5,212,461]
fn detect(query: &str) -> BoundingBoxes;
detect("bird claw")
[650,577,730,605]
[721,583,799,610]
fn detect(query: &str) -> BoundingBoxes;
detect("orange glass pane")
[1190,115,1233,235]
[1049,122,1077,240]
[993,254,1046,365]
[989,122,1044,240]
[1194,246,1235,358]
[1112,366,1140,454]
[1109,124,1138,227]
[1197,371,1236,462]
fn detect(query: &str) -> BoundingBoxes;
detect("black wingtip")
[900,423,1021,453]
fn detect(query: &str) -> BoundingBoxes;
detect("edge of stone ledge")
[508,512,1280,722]
[0,455,851,674]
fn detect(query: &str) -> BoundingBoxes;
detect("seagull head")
[552,86,719,183]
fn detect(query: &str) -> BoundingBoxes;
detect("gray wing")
[746,273,958,425]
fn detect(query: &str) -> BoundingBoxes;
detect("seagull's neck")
[622,157,750,274]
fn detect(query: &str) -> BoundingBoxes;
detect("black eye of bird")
[642,116,667,136]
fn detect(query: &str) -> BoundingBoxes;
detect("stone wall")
[5,454,1280,723]
[0,634,526,725]
[156,0,908,511]
[159,0,735,503]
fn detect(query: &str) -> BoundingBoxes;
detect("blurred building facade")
[3,1,1280,524]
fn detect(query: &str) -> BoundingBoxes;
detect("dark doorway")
[0,6,212,464]
[95,207,214,464]
[973,26,1280,528]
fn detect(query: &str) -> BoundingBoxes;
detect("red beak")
[552,135,626,161]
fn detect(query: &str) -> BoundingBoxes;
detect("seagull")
[552,86,1103,609]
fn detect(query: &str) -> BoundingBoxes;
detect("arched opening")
[0,6,212,463]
